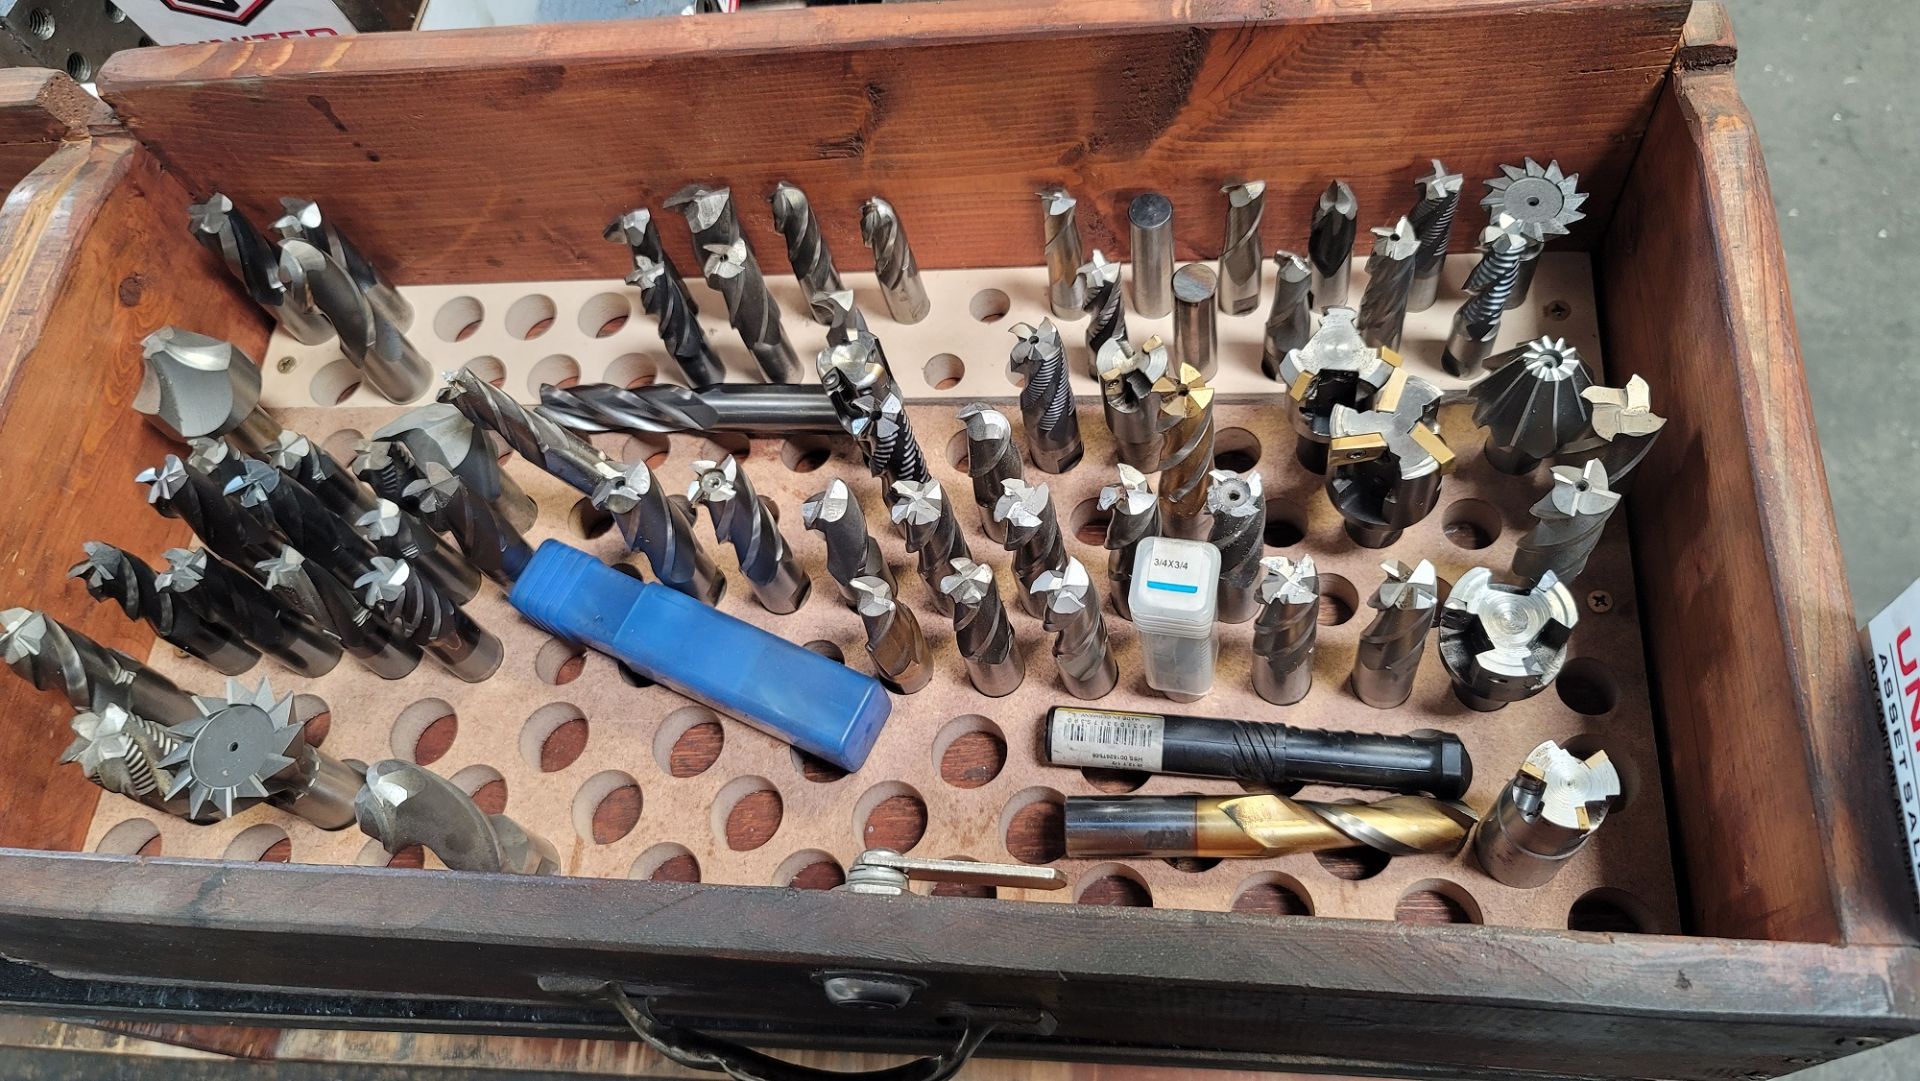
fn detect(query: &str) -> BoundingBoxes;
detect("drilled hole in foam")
[923,353,965,389]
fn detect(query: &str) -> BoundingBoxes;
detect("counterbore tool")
[62,704,189,816]
[228,458,382,591]
[1171,264,1218,379]
[357,555,504,682]
[161,677,362,827]
[803,478,893,606]
[1261,252,1313,378]
[134,327,279,454]
[1038,187,1086,318]
[1562,375,1667,489]
[1100,465,1159,622]
[1252,554,1318,706]
[1351,559,1439,709]
[1470,336,1594,474]
[1475,739,1619,888]
[138,453,280,571]
[1217,180,1266,315]
[1009,319,1082,474]
[405,462,534,587]
[593,461,724,605]
[1128,192,1175,317]
[1,608,198,726]
[257,545,421,680]
[280,238,431,403]
[1034,558,1117,700]
[940,557,1024,698]
[958,403,1024,543]
[1481,158,1587,309]
[861,197,930,324]
[1047,705,1471,798]
[1406,160,1465,313]
[1206,469,1266,624]
[851,575,931,695]
[375,404,537,532]
[1441,216,1528,376]
[274,196,413,330]
[442,368,621,496]
[892,478,971,618]
[689,457,809,615]
[1357,216,1420,351]
[1326,371,1454,548]
[1513,461,1619,586]
[1078,250,1126,365]
[1097,335,1170,473]
[995,478,1067,619]
[605,207,698,316]
[704,239,801,384]
[540,382,842,437]
[770,181,843,324]
[1309,180,1359,309]
[628,256,725,389]
[157,547,342,678]
[1279,307,1401,474]
[1438,567,1579,711]
[357,759,559,875]
[1155,362,1215,539]
[1065,792,1475,860]
[71,542,260,676]
[187,194,333,345]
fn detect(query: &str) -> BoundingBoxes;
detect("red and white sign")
[117,0,358,44]
[1868,578,1920,905]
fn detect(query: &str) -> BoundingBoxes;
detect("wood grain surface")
[0,70,113,197]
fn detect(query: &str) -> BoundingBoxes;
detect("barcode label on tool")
[1050,709,1164,772]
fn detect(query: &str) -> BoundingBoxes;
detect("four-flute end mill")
[1252,554,1318,706]
[1405,160,1465,313]
[1078,250,1127,365]
[1038,187,1087,319]
[703,239,801,385]
[940,557,1025,698]
[1008,319,1082,474]
[891,478,971,618]
[1099,465,1159,622]
[1351,559,1439,710]
[1098,335,1170,473]
[1217,180,1266,315]
[1033,558,1118,701]
[1438,567,1579,712]
[1562,374,1667,490]
[1475,739,1619,888]
[1356,216,1420,352]
[357,555,505,683]
[993,477,1067,619]
[861,197,931,325]
[1512,460,1620,586]
[1155,362,1215,540]
[1309,180,1359,309]
[592,461,724,606]
[1205,469,1266,624]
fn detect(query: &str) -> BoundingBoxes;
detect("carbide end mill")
[770,181,843,324]
[264,429,369,519]
[1078,250,1127,366]
[689,457,810,615]
[357,759,559,875]
[441,366,620,496]
[1034,557,1118,701]
[940,557,1024,698]
[273,196,412,331]
[1008,319,1082,474]
[1564,375,1667,489]
[227,457,382,592]
[957,402,1024,543]
[157,545,343,679]
[351,437,420,504]
[71,541,259,676]
[258,544,421,680]
[1482,158,1588,307]
[1038,186,1087,318]
[188,194,334,346]
[703,239,801,384]
[134,328,277,454]
[1438,567,1579,712]
[1171,263,1219,379]
[851,575,931,695]
[63,704,187,814]
[137,453,280,570]
[0,608,197,726]
[664,183,742,250]
[1262,252,1313,380]
[352,495,483,607]
[1206,469,1266,625]
[994,477,1067,619]
[1470,336,1594,474]
[1128,192,1175,317]
[604,207,695,317]
[1098,334,1171,474]
[160,676,361,828]
[1099,464,1160,622]
[1475,739,1620,888]
[1154,363,1216,539]
[628,255,725,389]
[357,555,505,683]
[1280,306,1401,474]
[1326,371,1454,548]
[860,197,930,324]
[890,478,971,618]
[405,461,534,586]
[1406,160,1465,313]
[1217,180,1267,315]
[375,403,537,532]
[592,461,724,605]
[1064,792,1474,860]
[802,477,893,606]
[279,238,431,404]
[1441,215,1529,376]
[1351,559,1439,709]
[1357,216,1420,351]
[1513,461,1620,586]
[541,382,841,438]
[1252,555,1319,705]
[1310,180,1359,309]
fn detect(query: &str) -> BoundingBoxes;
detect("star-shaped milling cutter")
[135,455,193,505]
[1481,158,1587,241]
[1373,559,1439,611]
[158,677,303,821]
[1258,554,1320,604]
[1534,460,1621,521]
[1519,740,1622,833]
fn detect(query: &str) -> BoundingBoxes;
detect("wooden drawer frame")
[0,2,1914,1077]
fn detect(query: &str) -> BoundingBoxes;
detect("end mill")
[134,327,278,454]
[593,461,724,605]
[1034,558,1118,701]
[258,545,421,680]
[273,196,412,331]
[1482,158,1588,309]
[1562,375,1667,489]
[539,383,838,438]
[279,238,431,403]
[703,239,800,384]
[1128,192,1175,317]
[1205,469,1266,625]
[628,255,725,389]
[351,437,420,505]
[1440,215,1529,376]
[441,367,622,496]
[1470,336,1594,474]
[162,676,363,828]
[137,453,280,571]
[769,181,843,324]
[62,704,188,816]
[1261,252,1313,379]
[1279,307,1400,474]
[853,387,930,490]
[1097,334,1170,473]
[227,458,381,591]
[1065,792,1474,860]
[664,183,744,251]
[1356,216,1420,351]
[405,461,534,587]
[1309,180,1359,309]
[357,555,505,683]
[689,457,809,615]
[1475,739,1619,888]
[851,575,931,695]
[157,546,343,679]
[891,478,971,618]
[957,403,1025,542]
[940,557,1024,698]
[803,477,893,606]
[353,496,483,607]
[375,403,537,532]
[1438,567,1579,712]
[1351,559,1439,709]
[1078,250,1127,365]
[1171,264,1219,380]
[357,759,559,875]
[1405,160,1465,313]
[70,541,259,676]
[1008,319,1082,474]
[994,478,1067,619]
[1155,362,1216,539]
[1326,370,1454,548]
[1513,461,1620,586]
[0,608,197,726]
[1099,465,1159,622]
[187,194,333,346]
[860,197,930,324]
[1217,180,1266,315]
[1038,186,1087,318]
[604,207,697,317]
[1252,554,1319,705]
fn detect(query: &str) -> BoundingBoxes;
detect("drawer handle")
[540,976,994,1081]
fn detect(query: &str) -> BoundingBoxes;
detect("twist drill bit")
[1206,470,1266,624]
[138,453,280,570]
[1078,250,1127,367]
[375,404,537,532]
[1441,216,1529,376]
[161,677,362,827]
[228,459,380,590]
[440,368,619,495]
[1405,160,1465,313]
[258,546,421,680]
[0,609,197,726]
[70,542,259,675]
[851,576,931,695]
[279,239,431,403]
[770,182,843,324]
[958,403,1025,543]
[539,382,841,437]
[1438,567,1579,712]
[357,556,505,683]
[802,478,893,606]
[1561,375,1667,489]
[1009,319,1082,474]
[157,547,342,678]
[1034,558,1118,701]
[891,479,971,618]
[1310,180,1359,309]
[1154,363,1215,539]
[352,438,420,505]
[1326,371,1454,548]
[405,462,533,586]
[995,478,1068,619]
[187,194,334,345]
[861,197,930,324]
[134,328,279,454]
[1038,186,1087,318]
[1482,158,1588,310]
[354,496,483,606]
[1513,462,1620,586]
[1171,263,1219,379]
[1100,465,1159,622]
[593,462,724,605]
[1128,192,1175,317]
[1252,555,1319,705]
[1475,740,1619,888]
[356,759,559,875]
[274,196,413,331]
[940,557,1024,698]
[629,255,726,389]
[689,457,810,615]
[1261,252,1313,379]
[62,705,188,815]
[1279,307,1401,474]
[1098,335,1171,473]
[1217,180,1266,315]
[1065,792,1474,860]
[1357,216,1420,351]
[605,207,699,314]
[704,239,801,384]
[1470,336,1595,474]
[1351,559,1439,709]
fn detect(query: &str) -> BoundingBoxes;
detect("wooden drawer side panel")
[0,70,114,196]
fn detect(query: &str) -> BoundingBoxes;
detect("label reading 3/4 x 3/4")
[1050,708,1165,772]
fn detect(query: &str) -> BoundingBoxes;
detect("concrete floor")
[1735,1,1918,621]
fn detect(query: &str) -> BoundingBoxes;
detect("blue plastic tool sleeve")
[508,540,892,771]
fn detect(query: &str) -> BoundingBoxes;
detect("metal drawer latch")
[834,848,1069,898]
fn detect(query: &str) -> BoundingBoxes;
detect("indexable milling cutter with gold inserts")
[1065,792,1476,860]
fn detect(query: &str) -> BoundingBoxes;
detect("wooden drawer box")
[0,2,1915,1077]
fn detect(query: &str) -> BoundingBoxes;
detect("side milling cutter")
[405,462,534,587]
[1356,216,1420,351]
[134,327,278,454]
[703,238,800,384]
[187,194,333,345]
[1155,362,1216,539]
[1512,461,1620,586]
[689,457,810,615]
[940,557,1025,698]
[1351,559,1439,709]
[1326,370,1454,548]
[1481,158,1588,309]
[1561,374,1667,490]
[1205,469,1266,625]
[1097,335,1170,473]
[891,478,972,618]
[61,704,188,816]
[1470,336,1595,474]
[1438,567,1579,712]
[1078,250,1127,366]
[70,542,259,676]
[1474,739,1619,888]
[356,759,559,875]
[994,478,1068,619]
[157,547,343,679]
[375,403,537,532]
[1033,558,1118,701]
[1009,319,1082,474]
[1099,465,1160,622]
[1405,160,1465,313]
[861,197,930,325]
[160,677,363,828]
[258,545,421,680]
[1,607,198,726]
[1280,307,1401,474]
[357,556,505,683]
[957,403,1025,542]
[1261,252,1313,378]
[1309,180,1359,309]
[769,181,844,324]
[1038,186,1087,318]
[1064,792,1474,860]
[593,461,724,605]
[851,576,931,695]
[1217,180,1266,315]
[1252,555,1319,706]
[803,477,894,607]
[279,238,431,403]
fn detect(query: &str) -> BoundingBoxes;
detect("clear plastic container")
[1128,537,1220,702]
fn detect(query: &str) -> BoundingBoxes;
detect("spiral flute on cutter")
[187,195,334,346]
[861,197,930,324]
[1438,568,1579,712]
[891,478,971,618]
[1,608,198,726]
[851,576,931,695]
[61,704,189,815]
[1470,336,1595,474]
[356,556,504,683]
[138,453,280,570]
[70,542,258,676]
[440,368,621,497]
[704,239,801,384]
[803,477,893,607]
[1441,216,1529,376]
[957,403,1024,543]
[770,182,843,324]
[227,458,380,589]
[1097,335,1169,473]
[1078,250,1127,367]
[273,196,412,331]
[664,183,743,251]
[1217,180,1266,315]
[257,545,422,680]
[351,438,420,505]
[1351,559,1439,709]
[1033,558,1117,700]
[404,462,534,587]
[279,238,431,403]
[1405,160,1464,313]
[940,558,1024,698]
[995,478,1068,619]
[1357,216,1420,351]
[157,547,342,679]
[1513,462,1620,587]
[1309,180,1358,309]
[1065,792,1475,860]
[593,462,723,605]
[1205,470,1266,624]
[1481,158,1587,310]
[356,759,559,875]
[1252,555,1319,705]
[376,403,537,533]
[161,676,363,828]
[630,256,725,389]
[604,207,697,316]
[690,457,809,615]
[1099,465,1159,622]
[1262,253,1313,378]
[1009,319,1082,474]
[1038,187,1086,318]
[1154,362,1215,539]
[541,383,841,437]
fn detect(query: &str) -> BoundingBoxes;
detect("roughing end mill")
[689,457,810,615]
[1078,250,1127,365]
[1351,559,1439,709]
[861,197,930,324]
[803,477,893,606]
[1033,558,1117,701]
[188,194,333,345]
[1470,336,1594,474]
[1262,252,1313,379]
[604,207,697,317]
[1513,461,1620,586]
[1438,567,1579,712]
[1097,335,1170,474]
[1326,371,1454,548]
[1171,264,1219,379]
[1217,180,1266,315]
[891,478,971,618]
[540,382,841,437]
[352,437,420,505]
[279,238,431,403]
[1206,470,1266,625]
[71,542,259,676]
[1155,363,1216,540]
[1475,740,1619,888]
[1310,180,1359,309]
[940,557,1025,698]
[1357,216,1420,351]
[1038,186,1087,318]
[1405,160,1465,313]
[273,196,412,331]
[138,453,279,571]
[357,555,504,682]
[1128,192,1175,318]
[593,462,724,605]
[1441,216,1529,376]
[0,608,197,726]
[850,387,930,490]
[1482,158,1588,310]
[769,181,843,324]
[375,403,537,532]
[262,428,366,517]
[134,327,278,454]
[995,478,1068,619]
[62,704,188,815]
[957,403,1025,543]
[1279,307,1401,474]
[1561,375,1667,489]
[157,546,343,679]
[406,462,533,587]
[628,255,725,389]
[704,239,801,384]
[441,367,620,496]
[1065,792,1475,860]
[851,576,931,695]
[257,545,421,680]
[1099,465,1160,622]
[1252,554,1318,706]
[160,677,363,828]
[357,759,559,875]
[1009,319,1082,474]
